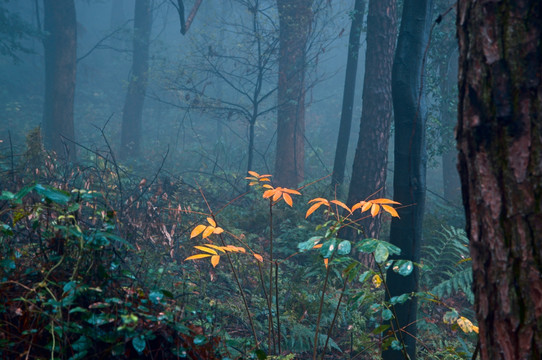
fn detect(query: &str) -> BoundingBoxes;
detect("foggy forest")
[0,0,540,359]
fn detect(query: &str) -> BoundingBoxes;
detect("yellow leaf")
[324,258,328,268]
[371,204,380,217]
[263,184,273,189]
[211,255,220,267]
[382,205,399,217]
[283,193,293,207]
[370,198,400,205]
[472,325,479,334]
[204,244,226,253]
[253,253,263,262]
[306,202,324,218]
[207,217,216,227]
[330,200,351,213]
[185,254,212,261]
[213,227,224,234]
[372,275,382,288]
[190,224,206,238]
[263,189,275,198]
[202,226,215,239]
[194,246,217,255]
[248,170,259,177]
[361,201,372,212]
[457,316,477,334]
[259,177,271,182]
[313,244,323,249]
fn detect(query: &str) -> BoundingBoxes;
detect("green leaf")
[132,336,146,353]
[297,236,322,251]
[390,293,410,305]
[35,184,70,204]
[319,238,338,258]
[391,339,403,351]
[149,291,164,304]
[68,203,80,213]
[359,270,372,283]
[382,309,393,321]
[393,260,414,276]
[374,243,389,263]
[337,240,351,255]
[359,238,379,253]
[371,324,390,335]
[72,335,91,352]
[193,334,208,346]
[254,349,267,360]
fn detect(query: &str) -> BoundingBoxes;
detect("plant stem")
[322,272,349,358]
[312,259,332,360]
[268,199,276,354]
[275,260,281,354]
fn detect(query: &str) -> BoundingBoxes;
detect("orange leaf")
[194,246,217,255]
[309,197,329,204]
[324,258,329,268]
[204,244,226,253]
[351,202,362,212]
[330,200,351,213]
[272,190,282,201]
[213,227,224,234]
[361,201,372,212]
[370,198,401,205]
[190,224,206,238]
[249,181,258,186]
[207,217,216,227]
[263,184,273,189]
[371,204,380,217]
[248,170,259,177]
[282,188,301,195]
[382,205,399,218]
[253,253,263,262]
[305,202,324,218]
[202,226,215,239]
[283,193,293,207]
[211,255,220,267]
[313,244,323,249]
[263,189,275,198]
[185,254,212,261]
[259,177,271,182]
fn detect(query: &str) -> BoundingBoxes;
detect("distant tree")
[120,0,152,159]
[275,0,313,188]
[42,0,77,160]
[457,0,542,358]
[330,0,366,189]
[383,0,432,359]
[0,2,37,63]
[345,0,397,240]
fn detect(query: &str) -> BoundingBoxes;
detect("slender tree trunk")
[275,0,313,188]
[457,1,542,359]
[346,0,397,240]
[331,0,366,189]
[383,0,432,359]
[120,0,152,159]
[42,0,77,161]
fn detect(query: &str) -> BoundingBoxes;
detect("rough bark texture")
[275,0,313,188]
[120,0,152,159]
[346,0,397,239]
[331,0,366,189]
[43,0,77,161]
[384,0,431,359]
[457,1,542,359]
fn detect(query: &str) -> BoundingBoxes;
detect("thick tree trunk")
[120,0,152,159]
[275,0,313,188]
[346,0,397,240]
[42,0,77,161]
[457,1,542,359]
[384,0,432,359]
[331,0,366,189]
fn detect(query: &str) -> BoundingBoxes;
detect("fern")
[421,226,473,303]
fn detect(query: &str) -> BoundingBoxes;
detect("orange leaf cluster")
[245,171,272,186]
[262,187,301,207]
[190,217,224,239]
[305,197,400,218]
[185,244,263,268]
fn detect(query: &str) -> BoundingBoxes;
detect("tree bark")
[331,0,366,189]
[275,0,313,188]
[384,0,432,359]
[457,1,542,359]
[346,0,397,240]
[120,0,152,159]
[42,0,77,161]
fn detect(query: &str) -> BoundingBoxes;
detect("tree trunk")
[120,0,152,159]
[346,0,397,240]
[383,0,432,359]
[331,0,366,189]
[275,0,313,188]
[457,1,542,359]
[42,0,77,161]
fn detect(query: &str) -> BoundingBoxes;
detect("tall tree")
[457,1,542,359]
[120,0,152,159]
[275,0,313,188]
[42,0,77,160]
[345,0,397,240]
[384,0,432,359]
[331,0,366,189]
